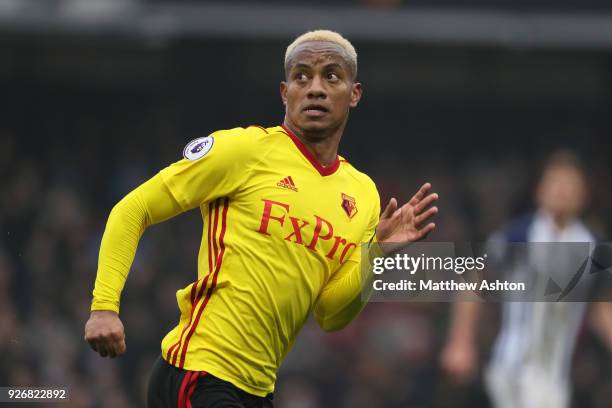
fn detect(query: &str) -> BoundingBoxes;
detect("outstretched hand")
[376,183,438,250]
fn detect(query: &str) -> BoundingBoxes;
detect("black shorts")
[147,356,274,408]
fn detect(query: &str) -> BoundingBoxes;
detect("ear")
[349,82,362,108]
[280,81,288,106]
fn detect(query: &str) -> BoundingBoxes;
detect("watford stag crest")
[341,193,358,219]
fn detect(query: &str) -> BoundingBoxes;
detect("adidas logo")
[277,176,298,192]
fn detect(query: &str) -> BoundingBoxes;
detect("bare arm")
[590,302,612,350]
[440,302,481,383]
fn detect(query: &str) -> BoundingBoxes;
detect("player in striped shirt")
[440,152,612,408]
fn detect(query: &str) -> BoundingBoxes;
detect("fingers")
[87,340,109,357]
[414,206,438,227]
[408,183,432,206]
[107,339,127,358]
[106,343,116,358]
[99,345,109,358]
[380,197,398,219]
[414,192,439,214]
[87,337,125,358]
[116,339,127,355]
[417,222,436,240]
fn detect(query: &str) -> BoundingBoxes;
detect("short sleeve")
[159,127,258,210]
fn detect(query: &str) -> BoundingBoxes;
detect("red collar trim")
[280,125,341,177]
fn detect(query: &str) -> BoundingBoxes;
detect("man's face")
[281,41,362,137]
[536,165,587,221]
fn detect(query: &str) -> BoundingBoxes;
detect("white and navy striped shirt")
[488,210,595,381]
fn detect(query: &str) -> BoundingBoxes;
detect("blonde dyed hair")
[284,30,358,79]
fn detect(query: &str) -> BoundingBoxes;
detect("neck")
[543,209,574,230]
[282,118,344,166]
[553,214,572,230]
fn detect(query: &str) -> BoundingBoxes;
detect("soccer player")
[440,151,612,408]
[84,30,439,408]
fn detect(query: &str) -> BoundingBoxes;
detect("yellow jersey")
[92,125,380,397]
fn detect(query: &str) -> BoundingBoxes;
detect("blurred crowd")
[1,97,611,408]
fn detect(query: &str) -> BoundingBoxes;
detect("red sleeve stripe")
[179,197,229,369]
[166,200,218,364]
